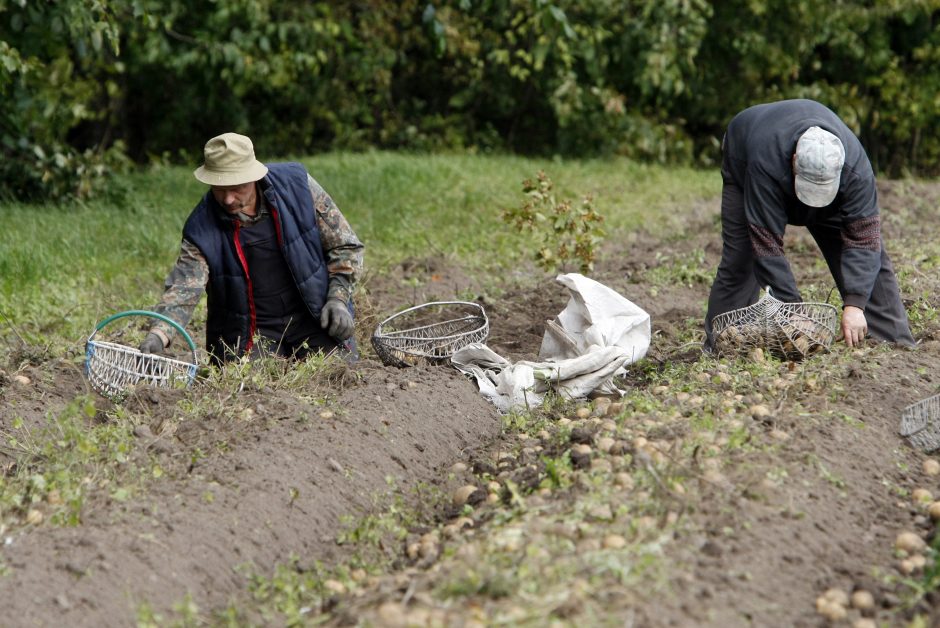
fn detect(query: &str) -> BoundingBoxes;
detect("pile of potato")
[714,322,825,360]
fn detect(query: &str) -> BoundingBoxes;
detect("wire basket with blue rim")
[712,290,838,360]
[372,301,489,367]
[899,393,940,453]
[84,310,199,400]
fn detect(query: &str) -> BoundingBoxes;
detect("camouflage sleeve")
[149,239,209,347]
[308,173,364,303]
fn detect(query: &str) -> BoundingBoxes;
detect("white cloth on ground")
[451,273,651,412]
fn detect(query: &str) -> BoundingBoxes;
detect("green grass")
[0,152,718,350]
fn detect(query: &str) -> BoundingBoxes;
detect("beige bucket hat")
[193,132,269,186]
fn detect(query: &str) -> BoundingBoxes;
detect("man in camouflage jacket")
[140,132,364,363]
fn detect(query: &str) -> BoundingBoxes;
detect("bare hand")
[841,306,867,347]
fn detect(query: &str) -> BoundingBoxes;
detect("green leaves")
[502,170,605,274]
[2,0,940,202]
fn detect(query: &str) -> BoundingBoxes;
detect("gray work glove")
[139,333,165,354]
[320,299,354,340]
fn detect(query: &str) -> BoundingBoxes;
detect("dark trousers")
[704,179,915,350]
[249,330,358,362]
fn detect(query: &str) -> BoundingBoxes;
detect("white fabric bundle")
[452,273,651,412]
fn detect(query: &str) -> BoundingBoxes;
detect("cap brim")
[794,176,838,208]
[194,162,268,186]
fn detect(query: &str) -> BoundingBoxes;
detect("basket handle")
[89,310,198,354]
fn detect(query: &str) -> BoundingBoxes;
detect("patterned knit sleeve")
[149,239,209,346]
[308,174,365,303]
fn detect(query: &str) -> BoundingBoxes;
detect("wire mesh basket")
[371,301,489,367]
[712,291,838,360]
[899,394,940,453]
[85,310,198,400]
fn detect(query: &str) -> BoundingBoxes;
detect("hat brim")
[194,161,269,186]
[794,176,838,208]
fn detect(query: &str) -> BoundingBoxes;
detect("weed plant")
[0,397,141,529]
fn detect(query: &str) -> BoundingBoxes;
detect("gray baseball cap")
[793,126,845,207]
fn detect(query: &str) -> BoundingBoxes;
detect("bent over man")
[704,99,914,351]
[140,132,364,363]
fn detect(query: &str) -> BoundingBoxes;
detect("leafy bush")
[2,0,940,202]
[0,1,131,200]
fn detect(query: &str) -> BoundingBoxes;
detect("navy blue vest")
[182,162,331,361]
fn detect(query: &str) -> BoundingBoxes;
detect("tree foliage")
[1,0,939,200]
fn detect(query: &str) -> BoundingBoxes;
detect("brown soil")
[0,361,500,626]
[2,179,940,626]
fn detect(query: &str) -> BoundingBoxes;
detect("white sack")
[540,272,651,363]
[452,274,651,412]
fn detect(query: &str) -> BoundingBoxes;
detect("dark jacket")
[723,99,881,307]
[182,162,330,360]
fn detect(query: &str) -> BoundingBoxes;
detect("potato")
[896,531,927,554]
[452,485,480,507]
[923,458,940,476]
[822,588,849,607]
[815,597,847,621]
[597,437,615,453]
[928,501,940,521]
[912,488,934,504]
[377,602,407,626]
[793,335,811,355]
[850,589,875,610]
[615,473,635,490]
[807,342,825,355]
[750,404,772,419]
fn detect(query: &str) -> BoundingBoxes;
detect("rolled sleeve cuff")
[843,294,868,309]
[327,276,353,303]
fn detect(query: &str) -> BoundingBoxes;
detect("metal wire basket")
[712,291,838,360]
[899,393,940,452]
[85,310,198,400]
[371,301,489,367]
